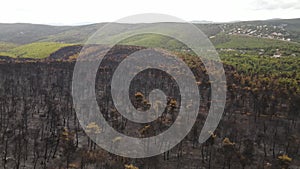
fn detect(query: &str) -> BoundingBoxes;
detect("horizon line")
[0,17,299,26]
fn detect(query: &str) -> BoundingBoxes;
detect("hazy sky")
[0,0,299,25]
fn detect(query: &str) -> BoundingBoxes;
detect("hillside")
[0,42,18,52]
[0,42,75,59]
[0,46,299,169]
[0,18,299,45]
[211,34,300,56]
[220,18,300,42]
[0,23,73,44]
[0,19,299,73]
[41,23,105,43]
[0,19,300,169]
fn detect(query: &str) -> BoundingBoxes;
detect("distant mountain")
[191,20,213,24]
[0,18,299,59]
[0,23,73,44]
[0,18,299,45]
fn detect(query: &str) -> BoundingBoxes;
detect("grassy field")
[118,33,189,52]
[0,42,75,59]
[0,42,18,52]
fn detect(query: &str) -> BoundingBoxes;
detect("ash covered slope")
[0,45,299,169]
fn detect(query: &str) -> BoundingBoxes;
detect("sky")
[0,0,299,25]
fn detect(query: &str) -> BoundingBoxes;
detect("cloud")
[251,0,300,10]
